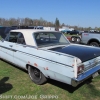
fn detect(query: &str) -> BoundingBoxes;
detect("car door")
[0,32,18,63]
[13,32,27,69]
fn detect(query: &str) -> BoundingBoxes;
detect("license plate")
[92,72,99,78]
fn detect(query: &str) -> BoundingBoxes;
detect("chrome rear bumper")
[71,64,100,87]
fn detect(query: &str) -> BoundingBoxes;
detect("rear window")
[34,32,69,47]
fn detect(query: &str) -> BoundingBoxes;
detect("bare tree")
[0,17,99,32]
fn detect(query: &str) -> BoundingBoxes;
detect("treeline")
[0,17,100,31]
[0,17,55,27]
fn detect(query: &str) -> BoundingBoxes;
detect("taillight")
[77,64,84,74]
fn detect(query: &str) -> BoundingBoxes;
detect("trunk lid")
[49,44,100,62]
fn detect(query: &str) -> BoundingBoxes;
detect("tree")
[61,23,65,27]
[55,18,60,31]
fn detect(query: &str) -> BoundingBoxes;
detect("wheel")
[28,66,47,85]
[89,42,99,47]
[76,37,81,43]
[71,36,77,42]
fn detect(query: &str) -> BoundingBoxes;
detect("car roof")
[10,29,59,46]
[10,29,57,34]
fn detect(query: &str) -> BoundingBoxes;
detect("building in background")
[43,27,55,31]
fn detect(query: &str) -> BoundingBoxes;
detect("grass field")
[0,60,100,100]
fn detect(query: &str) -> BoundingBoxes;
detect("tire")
[28,66,47,85]
[71,36,77,42]
[76,37,81,43]
[89,42,99,47]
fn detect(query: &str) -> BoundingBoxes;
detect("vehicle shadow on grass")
[0,77,13,94]
[47,78,91,93]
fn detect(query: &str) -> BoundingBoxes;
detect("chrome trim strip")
[0,45,72,67]
[0,45,17,52]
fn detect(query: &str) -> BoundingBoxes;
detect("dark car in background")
[0,27,17,39]
[11,26,29,29]
[0,26,44,39]
[67,30,80,35]
[12,25,44,29]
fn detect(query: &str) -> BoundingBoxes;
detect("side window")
[17,33,26,45]
[9,32,19,43]
[8,32,26,45]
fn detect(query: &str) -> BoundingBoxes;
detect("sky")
[0,0,100,28]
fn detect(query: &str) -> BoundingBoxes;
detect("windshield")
[33,32,70,47]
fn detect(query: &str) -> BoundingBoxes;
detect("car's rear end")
[49,44,100,87]
[71,56,100,87]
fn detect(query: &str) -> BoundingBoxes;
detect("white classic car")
[0,29,100,87]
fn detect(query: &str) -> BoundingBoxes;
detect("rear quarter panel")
[13,45,75,85]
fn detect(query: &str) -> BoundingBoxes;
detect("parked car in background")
[67,30,80,35]
[81,32,100,47]
[60,29,69,34]
[11,26,29,29]
[0,26,44,40]
[0,29,100,87]
[12,26,44,29]
[28,26,43,29]
[0,27,17,39]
